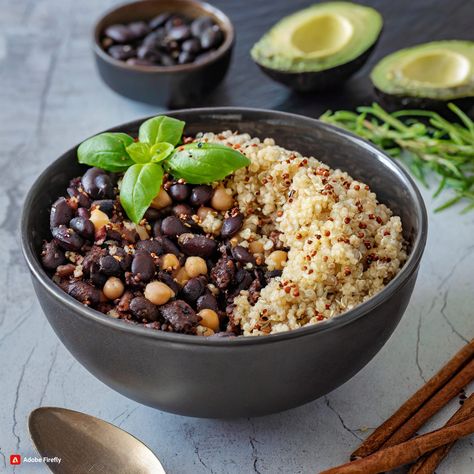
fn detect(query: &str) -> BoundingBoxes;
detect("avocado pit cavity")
[290,14,353,58]
[400,50,470,88]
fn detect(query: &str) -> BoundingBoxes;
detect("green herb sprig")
[320,103,474,213]
[78,116,250,223]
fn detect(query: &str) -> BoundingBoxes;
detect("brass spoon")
[29,407,166,473]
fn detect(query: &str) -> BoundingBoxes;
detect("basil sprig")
[76,115,250,223]
[167,143,250,184]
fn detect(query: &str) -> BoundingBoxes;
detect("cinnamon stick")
[381,358,474,448]
[352,339,474,458]
[408,393,474,474]
[320,416,474,474]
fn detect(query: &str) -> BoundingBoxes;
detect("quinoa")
[197,130,407,336]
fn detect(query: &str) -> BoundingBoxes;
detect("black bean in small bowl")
[93,0,234,107]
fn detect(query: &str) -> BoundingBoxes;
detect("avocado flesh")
[371,41,474,101]
[251,2,382,73]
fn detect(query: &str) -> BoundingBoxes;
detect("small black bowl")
[21,108,427,418]
[93,0,234,108]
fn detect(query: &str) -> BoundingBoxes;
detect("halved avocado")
[371,41,474,110]
[251,2,383,91]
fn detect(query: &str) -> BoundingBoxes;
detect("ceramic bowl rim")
[21,107,428,347]
[92,0,235,73]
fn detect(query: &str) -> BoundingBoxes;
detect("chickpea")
[266,250,288,271]
[103,277,124,300]
[197,206,213,221]
[196,325,215,337]
[90,208,109,231]
[211,186,234,211]
[150,188,172,209]
[185,256,207,278]
[160,253,180,271]
[144,281,175,306]
[198,309,220,331]
[174,267,190,286]
[248,240,264,254]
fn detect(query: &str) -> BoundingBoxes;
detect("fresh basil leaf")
[127,142,152,164]
[139,116,185,146]
[78,133,135,172]
[167,143,250,184]
[112,133,135,147]
[120,163,164,224]
[150,142,175,163]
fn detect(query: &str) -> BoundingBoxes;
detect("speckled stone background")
[1,0,473,472]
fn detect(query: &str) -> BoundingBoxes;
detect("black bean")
[168,24,191,41]
[50,197,74,229]
[77,208,90,219]
[70,216,95,240]
[196,292,219,312]
[178,233,217,257]
[41,240,66,270]
[82,246,106,274]
[144,207,161,221]
[92,199,115,216]
[128,21,150,39]
[160,300,199,333]
[108,44,136,61]
[104,24,135,43]
[95,174,114,199]
[135,238,163,255]
[169,183,191,202]
[149,13,172,30]
[165,15,185,32]
[143,29,166,46]
[191,16,215,37]
[161,236,180,255]
[52,225,84,251]
[99,255,121,276]
[67,186,91,208]
[81,168,105,198]
[130,296,160,321]
[161,216,188,237]
[233,268,253,291]
[110,249,130,273]
[181,38,201,54]
[200,25,223,50]
[190,185,212,206]
[137,44,161,62]
[67,281,101,306]
[181,276,206,304]
[173,203,194,219]
[231,245,256,264]
[221,212,244,239]
[178,51,194,64]
[153,219,163,237]
[131,251,156,282]
[156,271,180,295]
[160,54,176,66]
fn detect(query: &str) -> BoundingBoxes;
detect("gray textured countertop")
[1,0,473,472]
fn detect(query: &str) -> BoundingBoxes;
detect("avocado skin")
[257,42,378,92]
[374,87,474,115]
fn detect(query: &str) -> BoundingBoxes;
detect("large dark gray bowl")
[21,108,427,418]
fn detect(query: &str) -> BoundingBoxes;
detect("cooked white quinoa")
[196,130,407,336]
